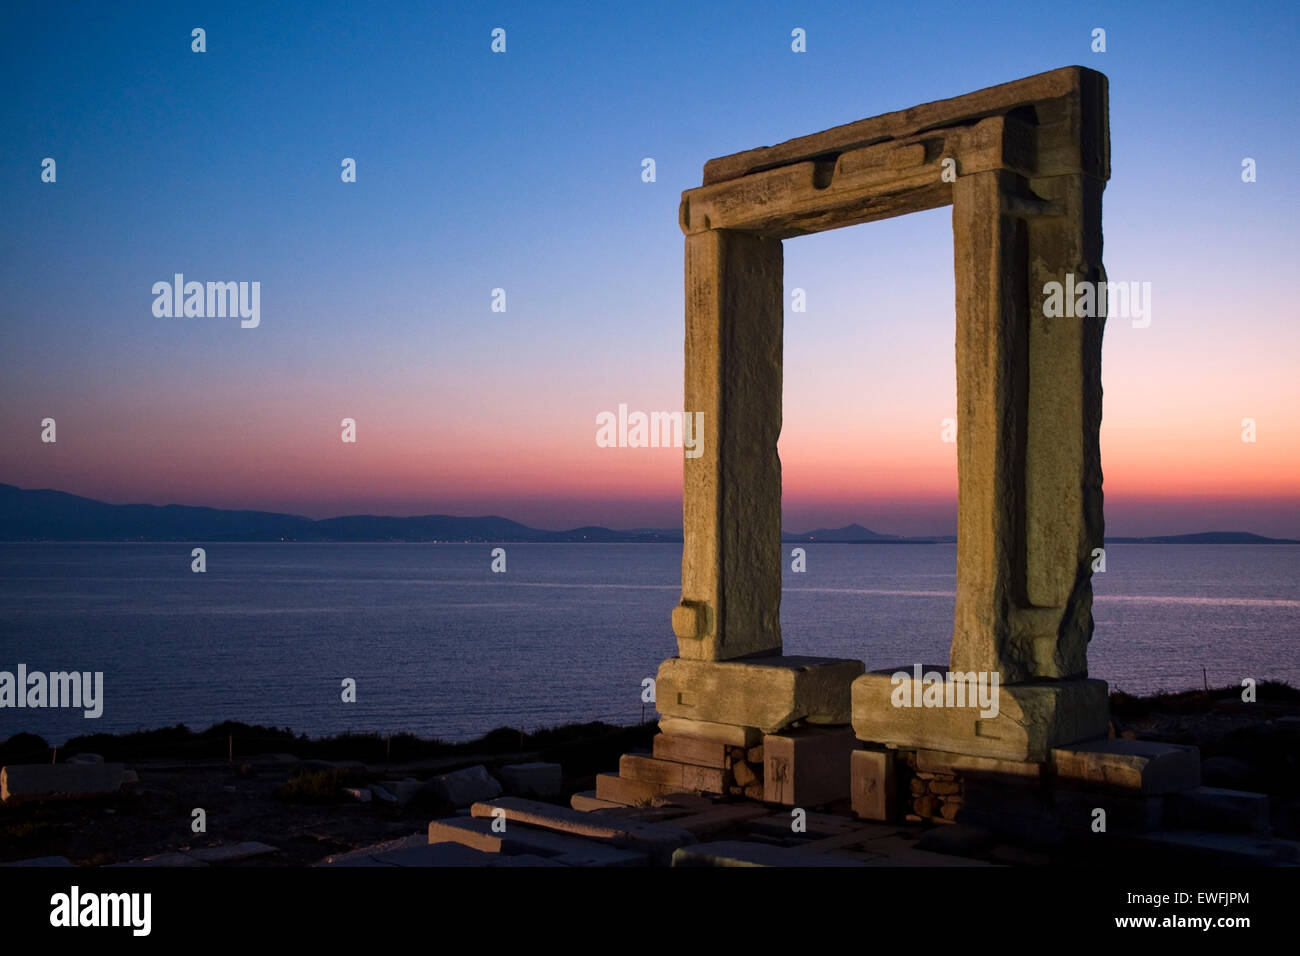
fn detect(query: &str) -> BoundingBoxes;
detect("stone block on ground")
[850,748,897,822]
[851,670,1108,761]
[1,763,126,803]
[497,762,562,800]
[1050,739,1200,794]
[429,764,503,808]
[763,727,857,807]
[658,656,864,733]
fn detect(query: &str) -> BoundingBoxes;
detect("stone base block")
[916,749,1044,786]
[595,773,674,806]
[763,726,857,807]
[619,754,726,794]
[658,655,864,733]
[851,668,1108,761]
[657,717,762,747]
[1050,739,1200,794]
[850,748,896,822]
[653,733,729,768]
[1,763,126,803]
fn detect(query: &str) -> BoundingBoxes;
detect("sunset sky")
[3,1,1297,536]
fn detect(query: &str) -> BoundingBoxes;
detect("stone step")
[595,772,676,806]
[653,733,730,769]
[619,753,726,793]
[1050,740,1200,794]
[428,816,647,866]
[659,717,762,748]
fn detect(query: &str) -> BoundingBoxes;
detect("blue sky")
[2,1,1297,534]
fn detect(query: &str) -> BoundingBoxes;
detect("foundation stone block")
[658,655,864,733]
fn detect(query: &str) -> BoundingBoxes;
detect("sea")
[0,542,1296,745]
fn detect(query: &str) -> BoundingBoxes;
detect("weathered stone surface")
[652,67,1110,806]
[619,754,726,793]
[653,733,729,769]
[850,748,896,822]
[1050,740,1200,794]
[429,765,503,808]
[471,797,690,862]
[763,727,857,807]
[916,748,1044,785]
[1,763,125,803]
[677,228,784,661]
[595,773,673,806]
[658,717,761,747]
[702,66,1107,185]
[498,762,562,800]
[659,656,864,733]
[851,670,1108,761]
[1166,786,1270,833]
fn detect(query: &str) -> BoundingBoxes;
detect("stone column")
[673,229,784,661]
[949,169,1105,683]
[950,169,1032,682]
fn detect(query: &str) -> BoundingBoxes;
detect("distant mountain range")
[0,483,1296,544]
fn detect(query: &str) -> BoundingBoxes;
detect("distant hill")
[1105,531,1300,544]
[0,484,1294,544]
[0,484,678,543]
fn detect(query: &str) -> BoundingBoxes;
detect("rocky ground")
[2,682,1297,866]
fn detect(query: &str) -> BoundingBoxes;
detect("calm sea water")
[1,543,1296,744]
